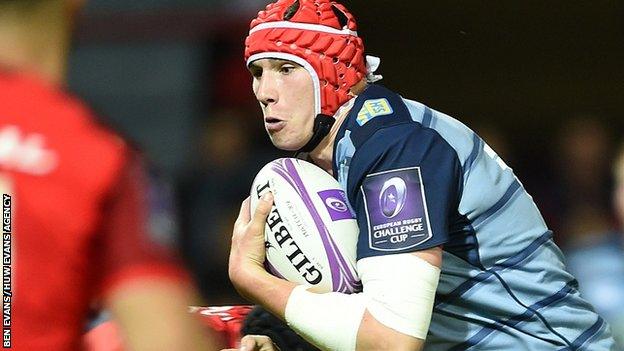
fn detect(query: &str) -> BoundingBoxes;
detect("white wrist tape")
[358,253,440,340]
[285,285,366,351]
[284,253,440,350]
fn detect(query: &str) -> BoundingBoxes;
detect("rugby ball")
[250,158,361,293]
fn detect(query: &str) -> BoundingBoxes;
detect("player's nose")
[255,75,278,107]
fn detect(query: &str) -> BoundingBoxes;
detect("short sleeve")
[347,123,463,260]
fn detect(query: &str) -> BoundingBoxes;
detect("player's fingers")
[249,193,273,232]
[235,197,252,225]
[239,334,258,350]
[240,334,280,351]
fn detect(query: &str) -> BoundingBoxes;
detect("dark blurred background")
[67,2,624,336]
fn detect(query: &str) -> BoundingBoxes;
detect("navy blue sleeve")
[347,122,463,260]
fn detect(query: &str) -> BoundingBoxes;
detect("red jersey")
[0,72,187,350]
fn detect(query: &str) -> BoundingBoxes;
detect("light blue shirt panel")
[472,190,546,232]
[431,240,611,349]
[429,294,537,349]
[436,251,483,294]
[436,240,567,309]
[538,298,615,350]
[469,192,550,268]
[403,99,476,167]
[426,312,490,350]
[335,129,355,190]
[458,149,520,222]
[401,98,427,123]
[466,328,567,351]
[493,242,577,310]
[404,98,552,269]
[428,321,614,351]
[430,288,569,350]
[404,98,527,227]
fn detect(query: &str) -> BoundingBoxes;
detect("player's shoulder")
[402,98,478,165]
[341,84,414,148]
[342,85,463,156]
[342,85,460,149]
[340,85,478,170]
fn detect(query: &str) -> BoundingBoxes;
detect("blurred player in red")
[0,0,222,349]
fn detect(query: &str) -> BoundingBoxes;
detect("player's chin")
[269,134,308,151]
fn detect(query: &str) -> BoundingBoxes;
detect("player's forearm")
[284,285,423,351]
[230,263,296,318]
[232,262,425,351]
[356,310,424,351]
[284,252,440,351]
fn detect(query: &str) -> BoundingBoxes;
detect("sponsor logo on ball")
[256,181,323,285]
[317,189,355,221]
[325,197,348,212]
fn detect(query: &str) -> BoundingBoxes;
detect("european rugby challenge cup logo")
[379,177,407,218]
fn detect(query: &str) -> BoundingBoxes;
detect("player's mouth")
[265,117,286,133]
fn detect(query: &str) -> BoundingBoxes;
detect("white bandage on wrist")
[284,285,367,351]
[284,253,440,350]
[358,253,440,340]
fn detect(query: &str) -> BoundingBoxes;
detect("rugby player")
[228,0,619,350]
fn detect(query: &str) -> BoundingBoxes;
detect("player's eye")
[249,67,263,78]
[279,65,296,75]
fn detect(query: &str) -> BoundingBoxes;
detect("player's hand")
[221,334,281,351]
[229,194,274,297]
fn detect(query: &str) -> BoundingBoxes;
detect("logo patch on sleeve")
[356,98,393,126]
[360,167,432,251]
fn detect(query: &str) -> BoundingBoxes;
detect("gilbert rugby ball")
[250,158,361,293]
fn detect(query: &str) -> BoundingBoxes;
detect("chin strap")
[296,114,335,155]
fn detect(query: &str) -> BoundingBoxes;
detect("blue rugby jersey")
[332,84,618,350]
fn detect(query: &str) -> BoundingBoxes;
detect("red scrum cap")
[244,0,367,118]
